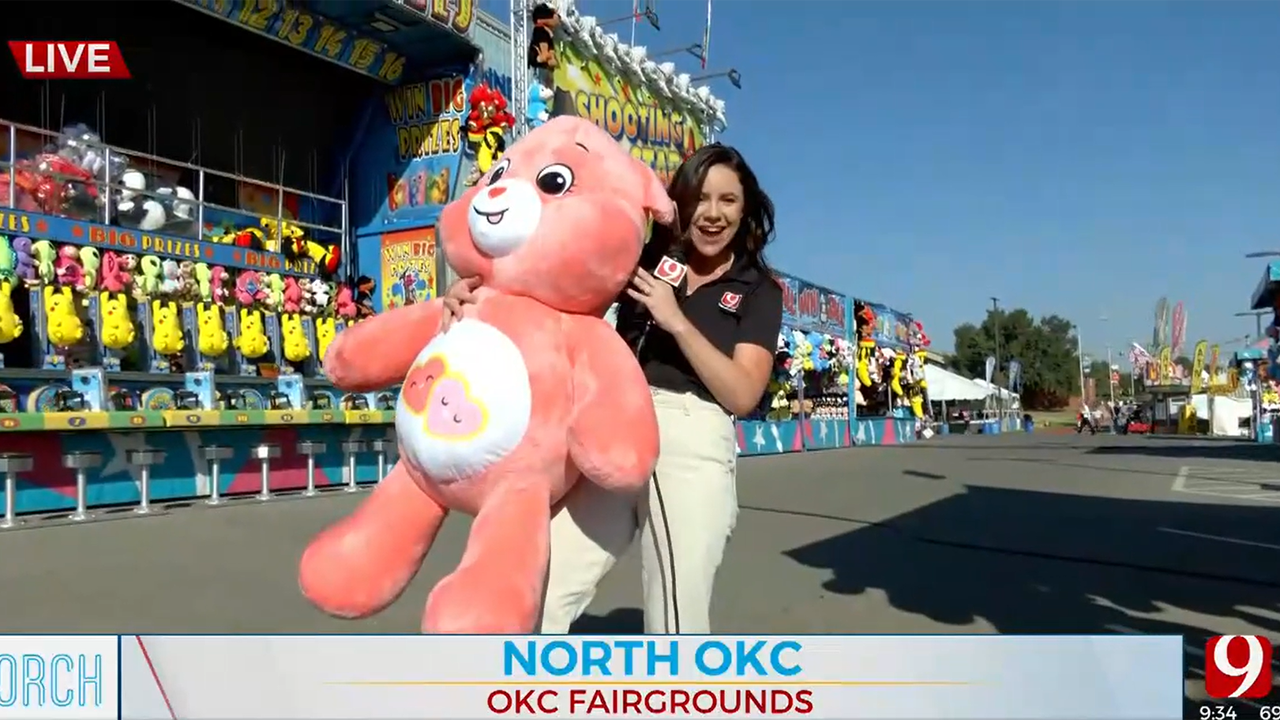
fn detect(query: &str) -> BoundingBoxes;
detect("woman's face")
[689,163,744,259]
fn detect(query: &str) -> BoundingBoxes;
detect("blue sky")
[503,1,1280,358]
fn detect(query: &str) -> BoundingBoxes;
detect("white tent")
[924,365,989,401]
[970,378,1020,402]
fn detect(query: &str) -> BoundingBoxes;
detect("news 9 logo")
[1205,635,1274,699]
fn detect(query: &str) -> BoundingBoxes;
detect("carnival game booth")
[737,273,853,457]
[0,0,481,521]
[852,300,930,445]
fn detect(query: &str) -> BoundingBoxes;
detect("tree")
[950,308,1081,409]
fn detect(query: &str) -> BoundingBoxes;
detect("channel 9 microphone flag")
[3,635,1184,719]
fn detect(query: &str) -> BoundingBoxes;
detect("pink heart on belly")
[402,356,447,415]
[425,376,487,438]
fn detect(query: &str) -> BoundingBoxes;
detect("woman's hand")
[626,269,689,334]
[440,276,482,332]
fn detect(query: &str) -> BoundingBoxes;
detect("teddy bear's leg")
[422,484,551,634]
[299,462,446,619]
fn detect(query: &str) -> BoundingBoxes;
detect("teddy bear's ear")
[636,161,675,228]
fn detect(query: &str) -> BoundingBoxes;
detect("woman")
[440,144,783,634]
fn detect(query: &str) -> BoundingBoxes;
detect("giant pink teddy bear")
[299,116,670,633]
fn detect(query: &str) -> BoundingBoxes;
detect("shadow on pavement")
[1088,442,1280,462]
[782,485,1280,711]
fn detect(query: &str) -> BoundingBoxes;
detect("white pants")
[540,388,739,634]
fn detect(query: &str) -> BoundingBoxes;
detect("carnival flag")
[1153,297,1169,349]
[984,355,996,385]
[1190,340,1208,394]
[1128,342,1153,368]
[1170,301,1186,357]
[1208,343,1221,379]
[1158,346,1172,384]
[1007,359,1022,392]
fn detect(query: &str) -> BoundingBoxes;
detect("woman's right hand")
[440,276,482,332]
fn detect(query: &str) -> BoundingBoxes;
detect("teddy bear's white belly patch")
[395,319,532,483]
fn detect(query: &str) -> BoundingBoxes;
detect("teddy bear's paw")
[422,572,539,634]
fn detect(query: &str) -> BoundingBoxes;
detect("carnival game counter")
[0,367,397,516]
[735,409,918,457]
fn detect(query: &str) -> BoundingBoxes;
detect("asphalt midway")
[3,432,1278,714]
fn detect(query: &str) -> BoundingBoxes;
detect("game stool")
[199,445,234,506]
[252,444,281,501]
[296,441,327,497]
[0,453,33,529]
[61,451,102,522]
[340,440,366,492]
[126,449,166,515]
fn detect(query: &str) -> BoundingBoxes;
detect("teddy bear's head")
[440,116,674,314]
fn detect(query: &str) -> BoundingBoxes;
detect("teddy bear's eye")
[536,164,574,196]
[487,159,510,185]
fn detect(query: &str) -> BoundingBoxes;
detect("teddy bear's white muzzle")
[468,180,542,258]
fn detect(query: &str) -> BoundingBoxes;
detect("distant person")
[1076,403,1096,435]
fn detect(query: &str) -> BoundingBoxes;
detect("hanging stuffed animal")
[465,84,516,149]
[466,126,508,187]
[527,3,561,69]
[854,302,878,389]
[527,82,554,128]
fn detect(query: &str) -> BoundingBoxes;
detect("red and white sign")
[8,41,130,79]
[718,291,742,313]
[653,256,687,288]
[1205,634,1273,699]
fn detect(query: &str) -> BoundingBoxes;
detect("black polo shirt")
[615,248,784,409]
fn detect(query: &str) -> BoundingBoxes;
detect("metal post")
[2,471,15,528]
[991,298,1002,426]
[258,458,271,501]
[136,464,152,514]
[1077,331,1086,406]
[196,168,205,242]
[101,147,112,223]
[305,453,317,495]
[208,457,223,505]
[6,123,14,210]
[71,468,90,521]
[346,452,359,491]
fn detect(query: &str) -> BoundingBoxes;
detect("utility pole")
[1100,313,1115,409]
[991,297,1002,424]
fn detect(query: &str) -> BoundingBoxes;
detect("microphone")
[634,246,688,359]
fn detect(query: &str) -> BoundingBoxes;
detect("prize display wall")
[0,0,482,520]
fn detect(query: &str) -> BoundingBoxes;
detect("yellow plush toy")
[0,281,24,344]
[315,317,337,363]
[44,286,84,347]
[99,292,135,350]
[236,308,270,359]
[197,303,230,357]
[282,313,312,363]
[889,351,905,396]
[151,299,184,356]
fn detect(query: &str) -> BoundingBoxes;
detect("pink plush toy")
[55,245,82,287]
[100,251,131,293]
[334,284,357,319]
[210,266,230,306]
[299,117,668,633]
[282,276,303,313]
[235,270,265,306]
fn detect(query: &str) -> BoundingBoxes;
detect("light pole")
[1235,310,1268,340]
[1100,313,1115,408]
[990,297,1002,423]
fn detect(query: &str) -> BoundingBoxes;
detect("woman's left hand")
[627,268,688,333]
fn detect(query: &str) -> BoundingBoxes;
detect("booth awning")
[923,365,990,402]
